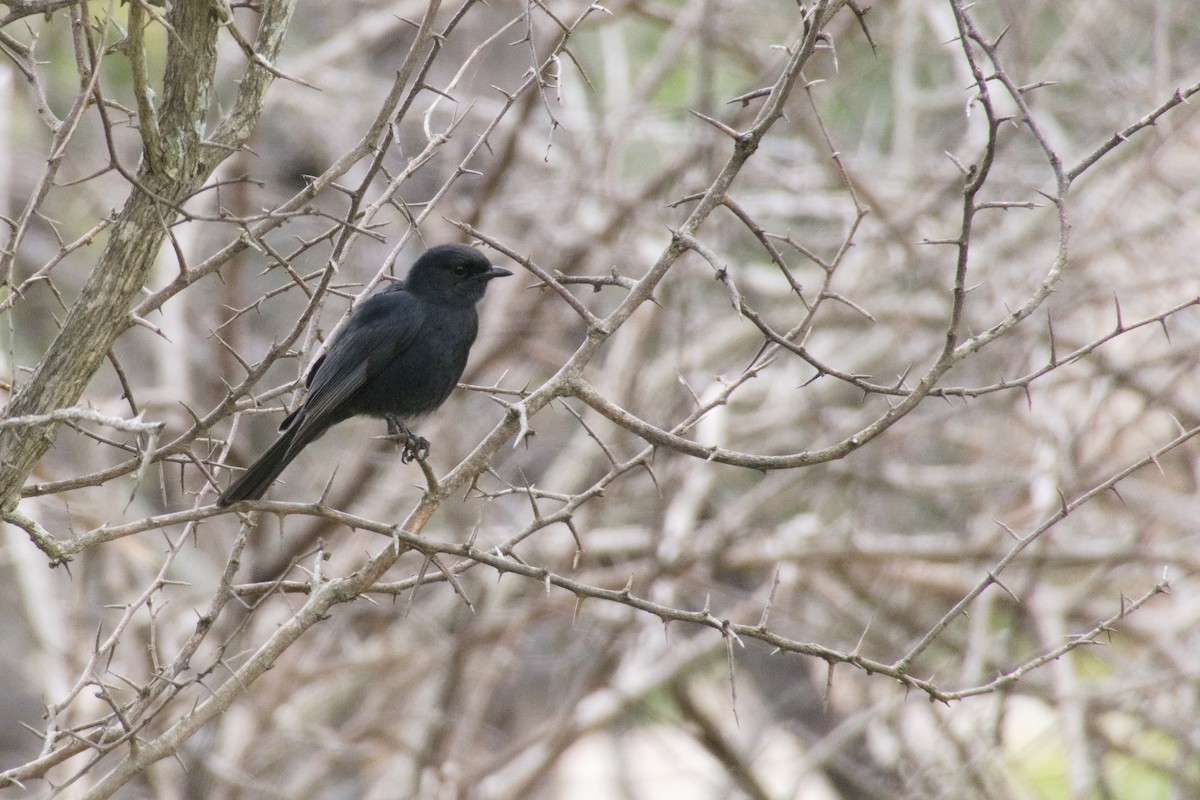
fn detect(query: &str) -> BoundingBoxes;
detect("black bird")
[217,243,512,506]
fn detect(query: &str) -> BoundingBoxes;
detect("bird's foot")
[385,416,430,463]
[399,433,430,464]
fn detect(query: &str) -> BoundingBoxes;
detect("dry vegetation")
[2,0,1200,797]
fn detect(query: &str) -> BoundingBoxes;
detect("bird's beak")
[484,266,513,280]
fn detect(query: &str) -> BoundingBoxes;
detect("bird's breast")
[346,306,479,419]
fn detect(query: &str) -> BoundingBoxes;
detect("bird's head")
[405,243,512,304]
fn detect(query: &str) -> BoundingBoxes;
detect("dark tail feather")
[217,423,310,506]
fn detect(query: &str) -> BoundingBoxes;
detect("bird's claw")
[399,433,430,464]
[384,417,430,463]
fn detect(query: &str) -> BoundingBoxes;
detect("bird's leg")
[384,414,430,463]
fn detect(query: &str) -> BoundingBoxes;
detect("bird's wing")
[288,290,425,440]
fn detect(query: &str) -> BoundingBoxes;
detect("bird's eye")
[453,264,468,276]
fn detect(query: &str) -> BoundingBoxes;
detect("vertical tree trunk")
[0,1,295,512]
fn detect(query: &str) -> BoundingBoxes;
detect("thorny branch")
[3,0,1200,796]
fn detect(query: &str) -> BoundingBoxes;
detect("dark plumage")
[217,243,511,506]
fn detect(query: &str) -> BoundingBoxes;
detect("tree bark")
[0,0,297,513]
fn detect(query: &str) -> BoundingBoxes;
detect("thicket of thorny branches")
[2,1,1199,798]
